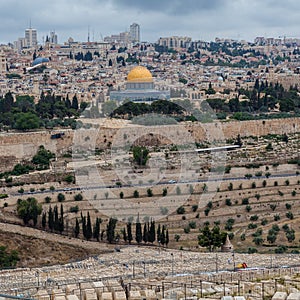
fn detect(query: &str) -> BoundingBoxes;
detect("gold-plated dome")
[127,66,153,82]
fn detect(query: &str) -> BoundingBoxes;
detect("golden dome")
[127,66,153,82]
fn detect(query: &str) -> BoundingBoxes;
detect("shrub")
[74,194,83,201]
[147,188,153,197]
[242,198,249,205]
[133,190,139,198]
[192,205,198,212]
[189,221,196,229]
[250,215,258,221]
[176,206,185,214]
[45,196,51,203]
[70,205,79,213]
[285,203,292,210]
[275,245,287,254]
[162,188,167,196]
[57,193,65,202]
[291,190,296,197]
[184,226,190,234]
[204,208,210,216]
[286,211,294,219]
[270,204,277,211]
[274,214,280,221]
[248,247,258,254]
[240,233,246,241]
[261,218,268,226]
[64,175,74,183]
[248,223,257,229]
[246,205,252,212]
[225,198,232,206]
[251,182,256,189]
[207,201,213,209]
[174,234,180,242]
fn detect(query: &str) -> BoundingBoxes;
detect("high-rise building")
[25,27,37,48]
[130,23,140,44]
[50,31,58,44]
[0,51,6,74]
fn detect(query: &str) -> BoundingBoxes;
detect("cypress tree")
[86,212,92,240]
[127,222,133,244]
[74,218,80,238]
[42,212,46,229]
[48,206,54,232]
[143,223,148,243]
[106,218,117,243]
[157,224,161,244]
[135,215,142,244]
[54,205,59,232]
[59,204,64,234]
[149,220,156,243]
[82,215,87,239]
[161,225,166,246]
[93,217,101,241]
[166,229,169,247]
[71,95,79,110]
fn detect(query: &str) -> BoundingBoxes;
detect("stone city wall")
[0,117,299,172]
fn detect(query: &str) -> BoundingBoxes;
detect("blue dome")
[32,57,50,66]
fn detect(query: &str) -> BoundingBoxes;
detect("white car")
[168,180,177,184]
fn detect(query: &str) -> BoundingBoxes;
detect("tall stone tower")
[0,51,6,74]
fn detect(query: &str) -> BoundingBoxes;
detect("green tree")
[132,146,149,166]
[106,218,117,243]
[74,194,83,201]
[93,217,101,241]
[127,222,133,244]
[14,112,40,131]
[143,223,148,243]
[165,229,169,247]
[198,225,226,252]
[162,188,168,196]
[148,220,156,243]
[0,246,19,268]
[42,212,46,229]
[58,204,64,234]
[135,216,142,244]
[74,218,80,238]
[48,206,54,231]
[86,212,93,240]
[57,193,65,202]
[17,197,42,226]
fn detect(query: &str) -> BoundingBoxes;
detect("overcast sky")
[1,0,299,45]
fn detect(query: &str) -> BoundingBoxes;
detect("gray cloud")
[0,0,300,44]
[110,0,225,15]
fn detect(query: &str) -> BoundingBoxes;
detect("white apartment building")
[130,23,140,44]
[25,27,38,48]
